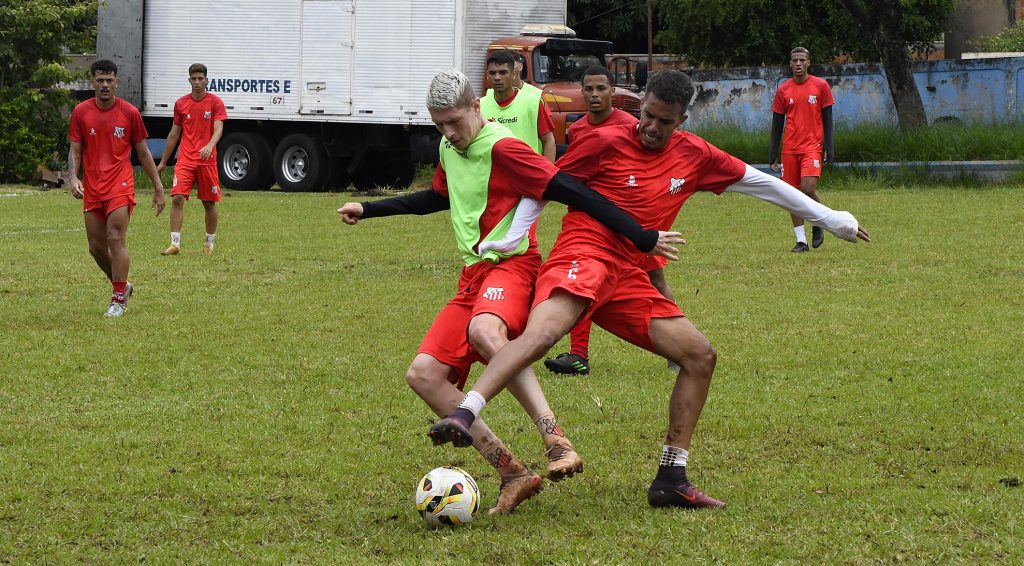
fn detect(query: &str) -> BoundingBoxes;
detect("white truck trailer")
[97,0,567,191]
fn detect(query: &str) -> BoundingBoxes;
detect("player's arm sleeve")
[769,112,784,163]
[359,189,450,219]
[821,106,834,163]
[543,172,658,252]
[477,198,546,256]
[724,165,860,241]
[537,99,555,137]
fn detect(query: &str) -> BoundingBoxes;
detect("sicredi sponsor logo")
[207,78,292,94]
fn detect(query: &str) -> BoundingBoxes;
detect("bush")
[974,22,1024,52]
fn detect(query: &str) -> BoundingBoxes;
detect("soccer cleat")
[543,353,590,375]
[103,301,125,318]
[791,241,810,253]
[161,244,180,256]
[124,282,134,305]
[647,479,726,509]
[202,242,214,255]
[489,470,543,515]
[545,439,584,481]
[428,416,475,448]
[811,226,825,248]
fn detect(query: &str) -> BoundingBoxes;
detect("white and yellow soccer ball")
[415,466,480,528]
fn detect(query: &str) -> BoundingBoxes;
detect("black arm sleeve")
[360,189,450,219]
[769,112,785,163]
[541,172,659,252]
[821,106,834,162]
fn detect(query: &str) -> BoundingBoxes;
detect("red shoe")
[647,479,726,509]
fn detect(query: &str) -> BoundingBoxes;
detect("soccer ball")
[415,466,481,528]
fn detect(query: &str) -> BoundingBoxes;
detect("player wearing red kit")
[157,63,228,256]
[769,47,835,252]
[69,59,165,318]
[547,66,679,377]
[430,70,870,511]
[337,70,677,515]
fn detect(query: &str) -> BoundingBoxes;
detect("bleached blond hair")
[427,69,476,110]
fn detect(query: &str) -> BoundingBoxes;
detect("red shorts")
[171,161,221,202]
[418,252,541,390]
[84,193,135,220]
[638,254,669,273]
[781,152,822,188]
[534,246,683,353]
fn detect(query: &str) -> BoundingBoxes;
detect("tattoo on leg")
[485,447,512,469]
[538,417,565,438]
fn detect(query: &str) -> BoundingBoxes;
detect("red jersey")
[555,124,746,265]
[433,134,559,254]
[567,108,638,144]
[68,98,148,200]
[173,92,228,164]
[772,75,834,154]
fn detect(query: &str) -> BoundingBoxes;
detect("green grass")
[1,183,1022,563]
[692,122,1024,164]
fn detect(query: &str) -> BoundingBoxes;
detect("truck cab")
[486,25,646,150]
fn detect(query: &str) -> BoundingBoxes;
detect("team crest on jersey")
[813,159,820,168]
[89,128,96,136]
[626,175,638,187]
[186,113,192,120]
[482,287,505,301]
[669,177,686,195]
[808,95,817,104]
[113,126,125,139]
[204,110,212,119]
[211,185,219,194]
[789,98,794,105]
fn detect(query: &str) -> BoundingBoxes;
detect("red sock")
[112,281,127,304]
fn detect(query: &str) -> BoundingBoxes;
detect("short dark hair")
[791,47,810,58]
[90,59,118,76]
[644,70,694,113]
[188,63,208,76]
[486,50,517,70]
[580,65,615,85]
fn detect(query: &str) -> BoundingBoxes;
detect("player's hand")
[650,231,686,261]
[856,225,871,242]
[769,161,780,172]
[156,161,166,175]
[337,202,364,225]
[153,185,166,216]
[199,146,213,160]
[70,178,85,199]
[823,149,834,166]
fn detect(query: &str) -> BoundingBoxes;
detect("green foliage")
[975,22,1024,52]
[568,0,655,52]
[1,187,1022,562]
[0,0,98,182]
[656,0,951,66]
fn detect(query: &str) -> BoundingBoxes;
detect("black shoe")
[543,353,590,375]
[811,226,825,248]
[648,478,726,509]
[791,242,810,253]
[427,414,475,447]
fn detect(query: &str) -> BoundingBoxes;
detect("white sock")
[171,232,181,246]
[793,225,807,244]
[457,391,487,418]
[205,233,215,247]
[660,445,688,467]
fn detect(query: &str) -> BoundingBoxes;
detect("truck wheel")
[351,153,416,191]
[218,132,273,190]
[273,134,329,192]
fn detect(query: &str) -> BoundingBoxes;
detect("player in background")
[156,63,228,256]
[480,50,556,163]
[337,69,680,514]
[769,47,835,253]
[544,65,680,377]
[68,59,165,318]
[429,70,870,510]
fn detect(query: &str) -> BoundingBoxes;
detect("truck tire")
[351,152,416,191]
[218,132,273,190]
[273,133,329,192]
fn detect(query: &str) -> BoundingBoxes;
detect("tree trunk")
[838,0,930,130]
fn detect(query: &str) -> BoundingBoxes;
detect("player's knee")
[405,363,440,395]
[524,325,562,355]
[674,340,716,377]
[172,194,186,206]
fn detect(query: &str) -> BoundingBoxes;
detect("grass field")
[1,182,1022,563]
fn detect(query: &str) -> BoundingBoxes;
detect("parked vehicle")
[97,0,644,192]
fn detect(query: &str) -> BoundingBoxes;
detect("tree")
[657,0,953,129]
[568,0,655,52]
[0,0,97,183]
